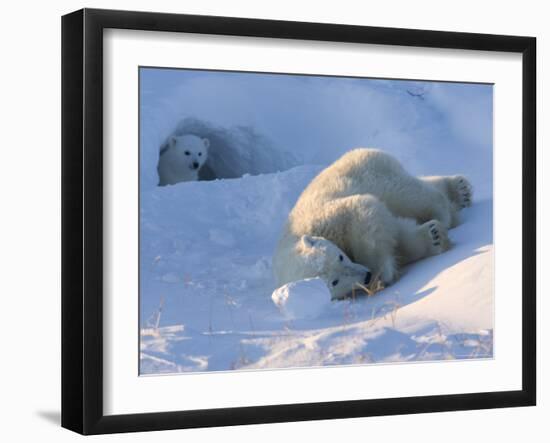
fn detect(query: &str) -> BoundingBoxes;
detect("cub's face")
[169,135,209,172]
[298,235,372,300]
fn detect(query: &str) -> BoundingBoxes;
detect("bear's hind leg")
[396,217,451,265]
[379,174,454,229]
[419,175,473,228]
[421,175,473,208]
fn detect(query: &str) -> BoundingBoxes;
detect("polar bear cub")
[273,148,473,300]
[157,134,210,186]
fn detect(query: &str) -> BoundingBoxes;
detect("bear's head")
[167,134,209,172]
[298,235,372,300]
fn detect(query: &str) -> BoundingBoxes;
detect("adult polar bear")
[273,148,473,300]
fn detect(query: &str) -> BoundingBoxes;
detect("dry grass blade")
[356,272,385,297]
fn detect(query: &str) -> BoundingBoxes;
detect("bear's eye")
[339,254,344,262]
[198,152,202,156]
[184,151,190,155]
[331,279,339,286]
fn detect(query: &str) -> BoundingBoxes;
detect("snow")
[139,68,493,374]
[272,278,331,320]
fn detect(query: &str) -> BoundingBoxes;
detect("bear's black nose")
[192,162,199,169]
[364,272,372,285]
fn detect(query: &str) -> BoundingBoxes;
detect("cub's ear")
[168,136,177,147]
[300,235,317,249]
[202,138,210,149]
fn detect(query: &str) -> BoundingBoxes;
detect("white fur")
[273,148,473,299]
[157,134,210,185]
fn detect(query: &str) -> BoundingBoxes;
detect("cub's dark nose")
[192,162,199,169]
[364,272,372,285]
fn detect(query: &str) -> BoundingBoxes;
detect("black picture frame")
[61,8,536,435]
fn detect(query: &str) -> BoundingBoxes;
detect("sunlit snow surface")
[139,68,493,374]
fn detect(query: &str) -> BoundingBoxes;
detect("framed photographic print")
[61,8,536,435]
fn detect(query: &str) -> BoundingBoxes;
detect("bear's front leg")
[378,255,398,286]
[344,195,400,286]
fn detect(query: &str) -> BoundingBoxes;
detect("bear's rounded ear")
[169,136,177,147]
[301,235,317,249]
[202,138,210,149]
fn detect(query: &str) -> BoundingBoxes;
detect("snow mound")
[272,278,331,320]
